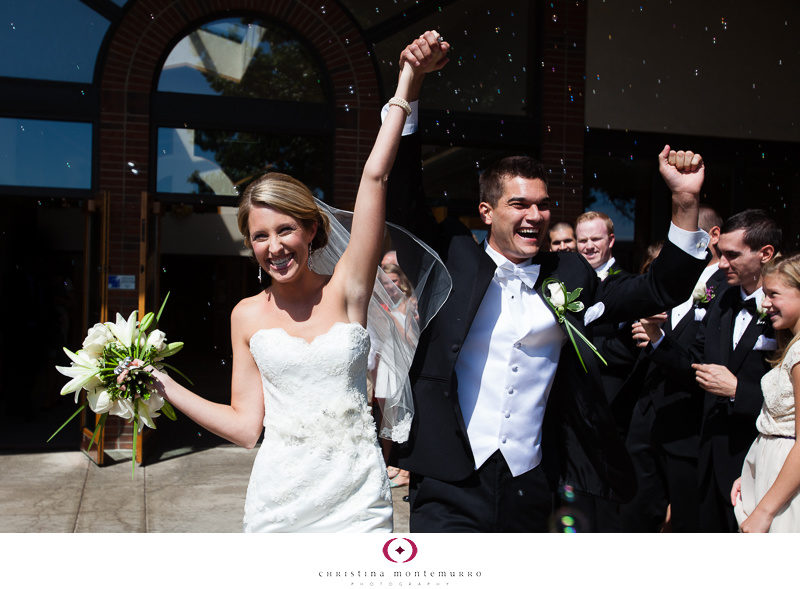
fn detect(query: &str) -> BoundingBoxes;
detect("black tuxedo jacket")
[590,265,636,407]
[387,134,707,502]
[615,267,728,458]
[648,281,773,495]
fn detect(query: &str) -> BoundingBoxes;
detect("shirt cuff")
[650,331,666,350]
[381,99,419,136]
[667,222,710,260]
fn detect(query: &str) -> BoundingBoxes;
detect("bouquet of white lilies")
[51,293,188,474]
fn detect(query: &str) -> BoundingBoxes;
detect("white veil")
[310,199,452,443]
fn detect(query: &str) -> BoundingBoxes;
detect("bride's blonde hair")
[237,172,330,252]
[762,253,800,367]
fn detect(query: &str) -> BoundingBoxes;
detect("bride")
[148,32,450,532]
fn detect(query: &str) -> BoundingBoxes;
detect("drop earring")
[258,265,262,283]
[307,242,314,270]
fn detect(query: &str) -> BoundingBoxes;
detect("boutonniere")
[597,267,620,281]
[542,278,608,372]
[691,282,716,307]
[757,303,768,325]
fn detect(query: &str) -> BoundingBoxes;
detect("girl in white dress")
[731,253,800,532]
[147,32,450,532]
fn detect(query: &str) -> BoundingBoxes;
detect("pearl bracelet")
[388,97,412,116]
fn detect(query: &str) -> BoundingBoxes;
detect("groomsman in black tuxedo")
[575,212,626,282]
[572,211,634,531]
[617,206,725,532]
[643,209,780,532]
[384,32,709,532]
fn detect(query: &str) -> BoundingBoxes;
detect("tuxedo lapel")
[464,245,499,324]
[718,289,738,365]
[533,252,564,327]
[669,308,694,338]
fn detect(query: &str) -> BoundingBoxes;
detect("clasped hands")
[400,30,450,75]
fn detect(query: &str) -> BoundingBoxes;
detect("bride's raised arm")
[334,31,448,324]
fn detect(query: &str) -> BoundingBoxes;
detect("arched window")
[153,17,333,202]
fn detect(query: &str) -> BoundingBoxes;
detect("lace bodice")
[243,321,391,532]
[757,340,800,437]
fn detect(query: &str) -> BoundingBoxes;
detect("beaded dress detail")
[243,322,392,532]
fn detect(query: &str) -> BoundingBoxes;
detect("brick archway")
[99,0,380,313]
[96,0,380,455]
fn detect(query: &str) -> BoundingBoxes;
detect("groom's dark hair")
[479,156,549,206]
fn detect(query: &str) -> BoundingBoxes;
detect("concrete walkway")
[0,445,410,533]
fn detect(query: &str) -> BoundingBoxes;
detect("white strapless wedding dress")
[243,322,392,532]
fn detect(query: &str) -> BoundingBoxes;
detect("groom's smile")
[479,176,551,264]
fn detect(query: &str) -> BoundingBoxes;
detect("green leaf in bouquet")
[139,312,155,333]
[47,404,86,443]
[158,361,194,386]
[161,400,178,421]
[155,291,171,324]
[87,413,108,451]
[158,341,184,358]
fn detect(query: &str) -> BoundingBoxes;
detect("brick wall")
[539,0,587,224]
[97,0,380,454]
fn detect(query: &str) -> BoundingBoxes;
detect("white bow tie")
[494,263,540,291]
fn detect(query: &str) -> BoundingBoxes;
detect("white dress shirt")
[455,243,564,476]
[733,287,764,348]
[595,257,617,280]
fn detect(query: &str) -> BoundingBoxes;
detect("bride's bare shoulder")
[232,291,268,325]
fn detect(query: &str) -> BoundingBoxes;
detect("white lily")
[105,310,139,348]
[86,387,113,414]
[55,348,102,402]
[82,323,114,358]
[110,397,135,420]
[136,394,165,431]
[144,329,167,353]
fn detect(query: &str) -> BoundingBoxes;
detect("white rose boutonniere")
[691,282,715,307]
[757,302,768,325]
[542,278,608,372]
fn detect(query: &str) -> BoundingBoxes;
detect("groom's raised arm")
[594,148,709,322]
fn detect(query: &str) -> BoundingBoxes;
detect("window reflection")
[0,0,109,83]
[158,17,326,102]
[0,118,91,189]
[156,127,330,199]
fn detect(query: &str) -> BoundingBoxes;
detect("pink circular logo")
[382,537,418,563]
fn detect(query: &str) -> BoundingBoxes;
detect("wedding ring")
[437,35,445,43]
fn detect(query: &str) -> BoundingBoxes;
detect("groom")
[385,32,710,532]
